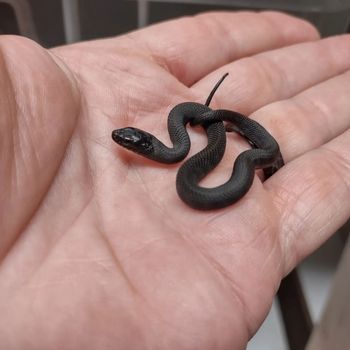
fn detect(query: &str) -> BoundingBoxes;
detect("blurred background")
[1,0,350,47]
[1,1,349,349]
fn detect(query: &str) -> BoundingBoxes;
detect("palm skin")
[1,11,350,350]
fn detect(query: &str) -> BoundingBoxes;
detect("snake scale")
[112,73,284,210]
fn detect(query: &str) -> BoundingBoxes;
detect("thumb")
[0,36,79,261]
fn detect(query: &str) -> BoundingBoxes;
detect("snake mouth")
[112,127,154,154]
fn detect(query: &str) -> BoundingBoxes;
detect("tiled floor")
[247,233,344,349]
[248,300,288,350]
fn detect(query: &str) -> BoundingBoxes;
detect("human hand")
[0,11,349,349]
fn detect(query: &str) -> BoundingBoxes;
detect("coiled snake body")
[112,74,284,210]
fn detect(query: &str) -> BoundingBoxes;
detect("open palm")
[1,11,350,350]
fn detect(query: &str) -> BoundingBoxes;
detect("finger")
[193,36,350,188]
[254,68,350,163]
[265,128,350,274]
[127,11,319,85]
[194,35,350,115]
[0,36,79,260]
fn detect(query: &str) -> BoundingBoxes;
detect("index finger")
[127,11,319,85]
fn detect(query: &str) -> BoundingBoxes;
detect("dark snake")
[111,75,308,348]
[112,73,284,210]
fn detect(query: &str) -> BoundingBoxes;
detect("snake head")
[112,127,154,155]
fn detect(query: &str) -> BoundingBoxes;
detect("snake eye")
[112,127,153,154]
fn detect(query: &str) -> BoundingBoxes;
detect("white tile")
[247,299,288,350]
[299,234,344,322]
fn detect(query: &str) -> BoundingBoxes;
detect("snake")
[111,73,284,210]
